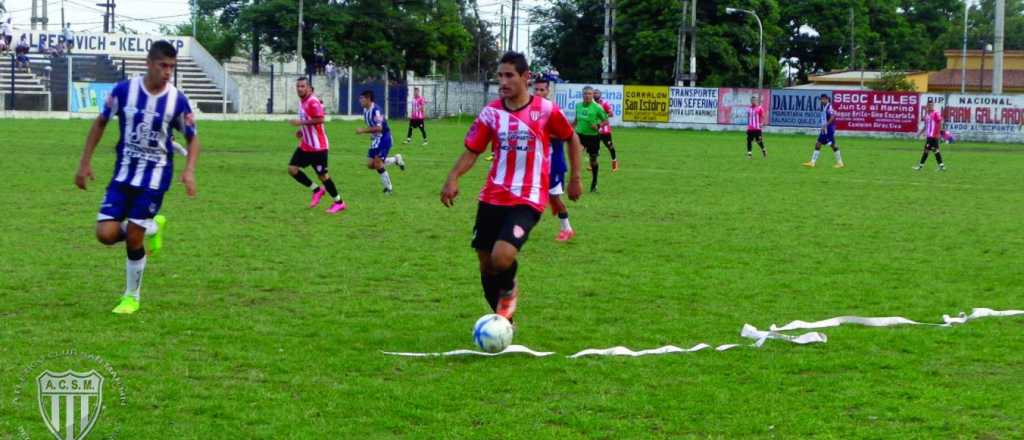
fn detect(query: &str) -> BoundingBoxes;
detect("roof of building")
[929,69,1024,89]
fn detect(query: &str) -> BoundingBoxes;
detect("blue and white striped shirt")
[101,76,197,192]
[362,103,391,139]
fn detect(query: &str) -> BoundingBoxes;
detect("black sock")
[322,178,341,202]
[747,139,753,153]
[558,212,568,220]
[481,272,501,312]
[758,141,766,152]
[406,125,413,139]
[291,171,315,189]
[919,152,929,165]
[609,147,617,160]
[494,260,518,293]
[127,246,146,261]
[591,163,599,190]
[934,152,944,165]
[420,127,427,139]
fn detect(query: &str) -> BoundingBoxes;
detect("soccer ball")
[473,314,514,353]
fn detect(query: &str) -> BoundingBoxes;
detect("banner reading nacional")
[717,88,771,125]
[669,87,718,124]
[17,31,192,57]
[623,85,669,122]
[552,84,623,125]
[832,91,919,132]
[940,94,1024,135]
[770,90,831,128]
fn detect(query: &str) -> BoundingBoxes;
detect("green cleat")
[112,296,140,314]
[147,215,167,256]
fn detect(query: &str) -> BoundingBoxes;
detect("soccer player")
[802,94,845,168]
[440,51,584,321]
[356,90,405,194]
[288,77,346,213]
[533,78,575,241]
[594,88,619,171]
[73,41,200,315]
[575,86,609,192]
[746,95,767,159]
[915,100,947,171]
[405,87,428,145]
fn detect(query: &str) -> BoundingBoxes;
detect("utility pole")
[297,0,304,74]
[192,0,197,37]
[688,0,696,86]
[95,0,115,33]
[674,0,697,86]
[603,0,612,84]
[62,0,65,31]
[961,0,969,94]
[499,4,506,53]
[848,8,855,71]
[508,0,517,52]
[993,0,1005,94]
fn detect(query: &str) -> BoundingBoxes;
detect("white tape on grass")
[384,308,1022,358]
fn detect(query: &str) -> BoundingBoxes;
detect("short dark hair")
[533,78,550,86]
[147,40,178,61]
[360,90,375,101]
[820,94,830,100]
[499,51,529,75]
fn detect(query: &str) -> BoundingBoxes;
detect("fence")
[548,84,1024,143]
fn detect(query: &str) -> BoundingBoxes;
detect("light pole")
[960,0,968,93]
[726,7,763,89]
[980,43,992,92]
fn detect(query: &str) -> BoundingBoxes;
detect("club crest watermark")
[11,349,127,440]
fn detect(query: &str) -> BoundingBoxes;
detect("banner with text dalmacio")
[623,86,670,122]
[832,91,919,132]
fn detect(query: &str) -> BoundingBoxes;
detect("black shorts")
[599,133,613,145]
[747,130,763,142]
[289,148,329,175]
[409,118,425,128]
[471,202,542,252]
[925,137,940,152]
[580,134,601,157]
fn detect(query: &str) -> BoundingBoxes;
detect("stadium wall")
[234,72,340,115]
[549,84,1024,143]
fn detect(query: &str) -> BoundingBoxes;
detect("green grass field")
[1,117,1022,439]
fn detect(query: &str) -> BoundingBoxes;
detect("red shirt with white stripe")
[411,96,426,120]
[298,94,329,152]
[747,104,766,131]
[926,110,942,138]
[464,97,575,212]
[598,99,614,135]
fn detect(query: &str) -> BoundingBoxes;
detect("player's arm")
[180,134,201,197]
[290,116,324,126]
[441,150,479,207]
[75,116,109,190]
[565,133,584,202]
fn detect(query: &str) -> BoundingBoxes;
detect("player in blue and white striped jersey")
[74,41,201,315]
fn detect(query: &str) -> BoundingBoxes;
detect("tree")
[691,0,784,87]
[530,0,605,82]
[166,15,240,62]
[460,0,501,81]
[868,66,917,91]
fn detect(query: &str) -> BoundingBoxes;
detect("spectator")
[1,17,13,52]
[63,23,74,55]
[325,61,336,81]
[16,35,31,72]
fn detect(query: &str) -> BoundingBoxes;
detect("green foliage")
[868,66,918,91]
[529,0,605,82]
[166,15,241,62]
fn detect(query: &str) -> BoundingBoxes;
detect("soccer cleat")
[802,161,816,168]
[496,285,518,320]
[112,296,140,314]
[403,138,411,144]
[146,215,167,256]
[421,140,428,146]
[833,162,846,169]
[612,159,619,171]
[937,164,946,172]
[747,152,753,160]
[383,188,393,195]
[590,186,598,193]
[326,201,347,214]
[556,229,575,242]
[485,154,494,162]
[309,188,326,208]
[396,154,406,171]
[913,164,923,171]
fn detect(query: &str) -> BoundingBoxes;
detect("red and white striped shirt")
[298,94,329,152]
[465,97,575,212]
[925,110,943,139]
[598,99,614,135]
[411,96,426,120]
[747,104,766,131]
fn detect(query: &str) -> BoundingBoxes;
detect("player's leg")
[96,183,131,245]
[488,206,541,319]
[931,140,946,170]
[549,174,574,241]
[419,120,428,144]
[746,131,754,158]
[313,155,346,213]
[112,189,164,314]
[831,136,845,168]
[756,132,767,158]
[804,136,824,167]
[601,134,618,171]
[582,135,600,192]
[405,122,413,143]
[914,143,930,170]
[473,202,505,312]
[289,149,323,207]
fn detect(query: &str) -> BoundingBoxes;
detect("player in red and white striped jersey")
[441,51,585,321]
[746,95,767,159]
[288,77,346,214]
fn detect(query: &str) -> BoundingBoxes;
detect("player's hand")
[567,177,582,202]
[440,179,459,207]
[288,119,302,127]
[295,130,302,139]
[355,127,365,135]
[74,164,94,190]
[181,168,197,198]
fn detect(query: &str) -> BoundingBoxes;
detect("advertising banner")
[70,82,116,113]
[717,88,771,125]
[770,90,831,128]
[938,94,1024,135]
[552,83,623,125]
[623,85,670,122]
[668,87,718,124]
[832,91,919,132]
[18,31,192,57]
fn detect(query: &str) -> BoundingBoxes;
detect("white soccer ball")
[473,314,514,353]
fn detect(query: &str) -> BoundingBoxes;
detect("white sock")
[310,183,320,191]
[811,150,821,163]
[143,220,158,237]
[834,150,843,163]
[560,216,572,231]
[379,170,393,191]
[125,256,146,301]
[384,157,397,166]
